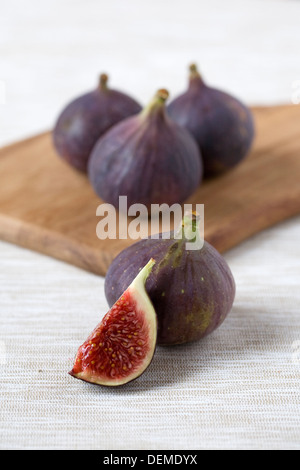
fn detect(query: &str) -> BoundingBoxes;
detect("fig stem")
[155,88,169,103]
[174,211,202,246]
[189,63,198,73]
[141,89,169,117]
[188,63,204,88]
[99,73,109,90]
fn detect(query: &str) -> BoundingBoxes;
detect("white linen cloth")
[0,0,299,450]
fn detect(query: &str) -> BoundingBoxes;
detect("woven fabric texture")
[0,0,300,450]
[0,216,299,449]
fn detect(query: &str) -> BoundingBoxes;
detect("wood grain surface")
[0,104,299,277]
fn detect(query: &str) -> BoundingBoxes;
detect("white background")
[0,0,300,450]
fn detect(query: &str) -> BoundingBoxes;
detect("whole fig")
[88,89,203,210]
[105,212,235,345]
[53,74,142,172]
[167,64,255,177]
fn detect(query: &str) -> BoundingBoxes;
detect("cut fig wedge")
[69,258,157,386]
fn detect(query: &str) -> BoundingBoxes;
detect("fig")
[53,73,142,172]
[88,89,203,209]
[167,64,255,177]
[105,212,235,346]
[69,258,157,386]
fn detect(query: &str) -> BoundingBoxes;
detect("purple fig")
[53,74,142,172]
[88,89,203,210]
[167,64,255,177]
[105,212,235,346]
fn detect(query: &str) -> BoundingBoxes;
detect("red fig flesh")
[167,64,255,177]
[70,259,157,386]
[88,89,203,209]
[53,74,142,172]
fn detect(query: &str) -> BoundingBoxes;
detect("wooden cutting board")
[0,104,299,277]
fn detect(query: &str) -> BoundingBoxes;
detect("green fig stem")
[99,73,109,90]
[174,211,203,249]
[189,63,201,79]
[155,88,169,103]
[188,63,205,89]
[140,89,169,117]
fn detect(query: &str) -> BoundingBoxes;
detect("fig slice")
[69,258,157,387]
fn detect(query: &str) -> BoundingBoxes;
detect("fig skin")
[105,214,235,346]
[53,74,142,172]
[167,64,255,177]
[88,89,203,210]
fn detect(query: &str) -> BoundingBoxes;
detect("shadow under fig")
[78,301,288,395]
